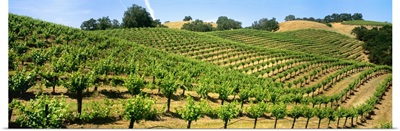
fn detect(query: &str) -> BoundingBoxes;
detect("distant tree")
[152,19,168,28]
[352,13,363,20]
[324,15,332,23]
[352,25,392,65]
[251,17,279,31]
[183,16,193,21]
[122,4,154,28]
[315,18,323,23]
[112,19,120,28]
[284,15,296,21]
[331,13,340,22]
[81,17,118,30]
[97,16,112,30]
[216,16,242,30]
[308,17,315,21]
[181,19,214,32]
[339,13,352,21]
[351,26,369,41]
[80,18,98,30]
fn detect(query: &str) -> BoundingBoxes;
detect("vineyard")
[8,14,392,129]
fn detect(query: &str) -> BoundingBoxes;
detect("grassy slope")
[341,20,392,26]
[9,14,392,129]
[278,20,333,32]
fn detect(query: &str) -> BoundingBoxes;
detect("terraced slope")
[9,14,392,129]
[209,29,369,62]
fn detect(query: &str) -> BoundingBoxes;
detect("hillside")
[341,20,392,26]
[278,20,381,38]
[277,20,332,32]
[9,14,392,129]
[163,21,218,29]
[209,29,369,62]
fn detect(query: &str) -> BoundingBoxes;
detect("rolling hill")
[163,21,218,29]
[8,14,392,129]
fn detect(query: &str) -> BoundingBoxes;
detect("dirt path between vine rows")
[341,73,390,108]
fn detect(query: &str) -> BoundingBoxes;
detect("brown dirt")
[358,85,392,128]
[320,71,364,96]
[11,77,391,129]
[341,73,390,108]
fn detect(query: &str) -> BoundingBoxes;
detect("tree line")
[81,4,279,32]
[80,4,166,30]
[284,13,363,23]
[181,16,279,32]
[351,25,392,66]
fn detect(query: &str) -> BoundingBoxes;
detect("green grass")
[341,20,391,26]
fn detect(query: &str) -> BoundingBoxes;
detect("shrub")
[326,23,332,27]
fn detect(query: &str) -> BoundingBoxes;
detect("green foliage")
[160,74,178,97]
[124,73,145,95]
[122,4,154,28]
[40,70,60,90]
[217,101,241,126]
[216,83,233,105]
[8,51,16,70]
[9,69,37,99]
[122,95,156,125]
[302,105,314,118]
[250,17,279,31]
[325,23,332,27]
[30,49,48,66]
[177,96,203,122]
[196,80,211,99]
[15,95,72,128]
[80,18,97,30]
[160,74,179,112]
[288,105,303,119]
[379,122,392,129]
[271,103,286,119]
[343,20,391,26]
[181,19,215,32]
[284,15,296,21]
[352,25,392,65]
[63,71,90,114]
[183,16,192,21]
[246,102,267,118]
[324,13,363,23]
[80,16,116,30]
[64,71,90,93]
[216,16,242,30]
[79,99,114,122]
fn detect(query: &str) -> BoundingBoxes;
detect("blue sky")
[9,0,392,28]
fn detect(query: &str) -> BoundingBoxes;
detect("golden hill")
[278,20,377,38]
[277,20,333,32]
[163,21,218,29]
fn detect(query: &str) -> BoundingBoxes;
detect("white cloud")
[144,0,155,19]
